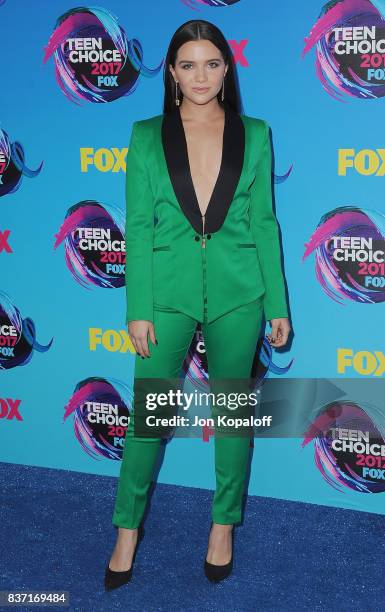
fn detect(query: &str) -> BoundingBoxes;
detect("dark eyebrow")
[177,58,222,64]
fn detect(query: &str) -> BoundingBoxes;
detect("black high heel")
[104,523,145,591]
[204,523,234,583]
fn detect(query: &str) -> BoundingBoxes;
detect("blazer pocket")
[235,242,265,292]
[153,245,171,251]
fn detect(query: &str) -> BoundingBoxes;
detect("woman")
[105,18,291,590]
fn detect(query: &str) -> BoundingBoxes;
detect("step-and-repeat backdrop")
[1,0,385,515]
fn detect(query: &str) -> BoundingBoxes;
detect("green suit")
[124,104,288,325]
[112,104,289,530]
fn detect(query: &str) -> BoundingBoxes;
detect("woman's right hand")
[128,320,157,358]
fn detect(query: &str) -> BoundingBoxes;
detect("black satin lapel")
[161,103,245,235]
[205,106,245,233]
[161,107,203,234]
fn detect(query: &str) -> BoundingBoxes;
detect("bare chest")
[182,121,224,217]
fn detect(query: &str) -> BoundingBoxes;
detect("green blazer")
[124,103,289,325]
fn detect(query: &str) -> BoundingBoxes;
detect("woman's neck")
[179,98,224,123]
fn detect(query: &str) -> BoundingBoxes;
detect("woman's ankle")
[117,526,138,541]
[211,522,233,532]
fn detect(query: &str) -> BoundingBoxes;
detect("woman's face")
[169,39,228,106]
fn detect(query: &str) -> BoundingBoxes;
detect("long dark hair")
[162,19,242,115]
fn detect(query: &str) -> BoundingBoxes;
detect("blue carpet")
[1,461,384,611]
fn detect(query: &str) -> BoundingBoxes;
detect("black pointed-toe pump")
[204,524,234,583]
[104,523,145,591]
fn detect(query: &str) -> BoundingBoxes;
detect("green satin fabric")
[112,295,264,529]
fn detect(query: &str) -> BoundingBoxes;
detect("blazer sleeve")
[249,120,289,321]
[124,121,154,324]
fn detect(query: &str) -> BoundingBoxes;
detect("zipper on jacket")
[201,215,208,314]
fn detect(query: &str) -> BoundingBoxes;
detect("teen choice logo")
[302,400,385,493]
[0,128,43,198]
[54,200,125,289]
[302,0,385,100]
[63,377,132,459]
[43,6,162,103]
[0,290,53,370]
[181,0,240,7]
[303,206,385,304]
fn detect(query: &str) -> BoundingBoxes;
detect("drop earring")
[221,79,225,102]
[175,81,180,106]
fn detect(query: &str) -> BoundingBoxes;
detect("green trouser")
[112,295,264,529]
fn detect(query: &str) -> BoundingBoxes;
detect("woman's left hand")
[266,318,291,348]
